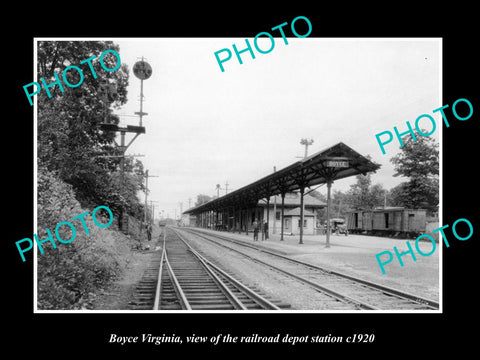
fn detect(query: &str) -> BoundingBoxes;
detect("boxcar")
[347,207,426,238]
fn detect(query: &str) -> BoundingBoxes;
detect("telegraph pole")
[98,58,152,232]
[299,139,313,244]
[144,169,159,228]
[149,200,159,225]
[216,182,233,198]
[300,138,314,158]
[178,202,183,225]
[273,166,277,234]
[326,180,332,248]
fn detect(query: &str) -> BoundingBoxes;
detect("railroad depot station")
[149,141,439,311]
[33,41,443,313]
[182,142,380,246]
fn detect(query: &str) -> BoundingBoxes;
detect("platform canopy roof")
[184,142,381,214]
[261,193,326,208]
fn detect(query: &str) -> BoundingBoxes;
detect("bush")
[37,167,121,310]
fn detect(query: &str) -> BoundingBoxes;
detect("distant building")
[180,213,197,227]
[183,142,380,244]
[259,192,326,235]
[158,218,178,227]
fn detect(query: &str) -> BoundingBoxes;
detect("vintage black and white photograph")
[33,37,442,313]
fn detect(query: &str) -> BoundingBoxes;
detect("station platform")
[182,226,419,256]
[188,227,342,256]
[181,226,440,302]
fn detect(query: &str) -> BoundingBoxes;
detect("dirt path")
[91,226,163,310]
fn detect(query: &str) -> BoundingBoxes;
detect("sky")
[110,38,441,219]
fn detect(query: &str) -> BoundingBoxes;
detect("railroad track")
[151,227,289,310]
[178,227,440,311]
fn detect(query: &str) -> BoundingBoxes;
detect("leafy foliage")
[195,194,212,207]
[390,136,439,213]
[36,41,147,309]
[391,136,439,178]
[37,40,143,217]
[37,167,120,310]
[345,173,387,210]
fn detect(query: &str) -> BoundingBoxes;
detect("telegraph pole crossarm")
[143,170,159,232]
[97,56,152,233]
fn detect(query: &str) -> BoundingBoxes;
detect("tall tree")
[331,190,348,218]
[36,40,145,221]
[370,183,388,208]
[390,136,439,213]
[345,174,386,210]
[347,174,372,209]
[387,182,408,207]
[345,174,387,210]
[195,194,212,207]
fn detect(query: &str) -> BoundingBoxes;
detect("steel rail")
[164,254,192,310]
[153,228,167,310]
[183,227,439,309]
[153,228,192,310]
[172,228,281,310]
[152,247,166,310]
[190,248,248,310]
[199,253,281,310]
[188,230,377,310]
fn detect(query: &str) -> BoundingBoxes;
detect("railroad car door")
[364,212,372,230]
[408,213,414,231]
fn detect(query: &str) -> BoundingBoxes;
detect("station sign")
[325,160,349,168]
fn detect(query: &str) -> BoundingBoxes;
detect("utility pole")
[179,202,183,223]
[98,58,152,232]
[149,200,159,225]
[273,166,277,235]
[144,169,159,228]
[300,138,314,158]
[215,182,232,198]
[337,194,342,218]
[326,180,333,248]
[298,138,313,244]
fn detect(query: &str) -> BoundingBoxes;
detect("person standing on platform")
[252,218,259,241]
[263,220,269,240]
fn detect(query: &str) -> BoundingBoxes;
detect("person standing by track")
[263,220,269,240]
[252,218,259,241]
[147,223,152,241]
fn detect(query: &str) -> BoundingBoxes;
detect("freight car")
[346,207,426,238]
